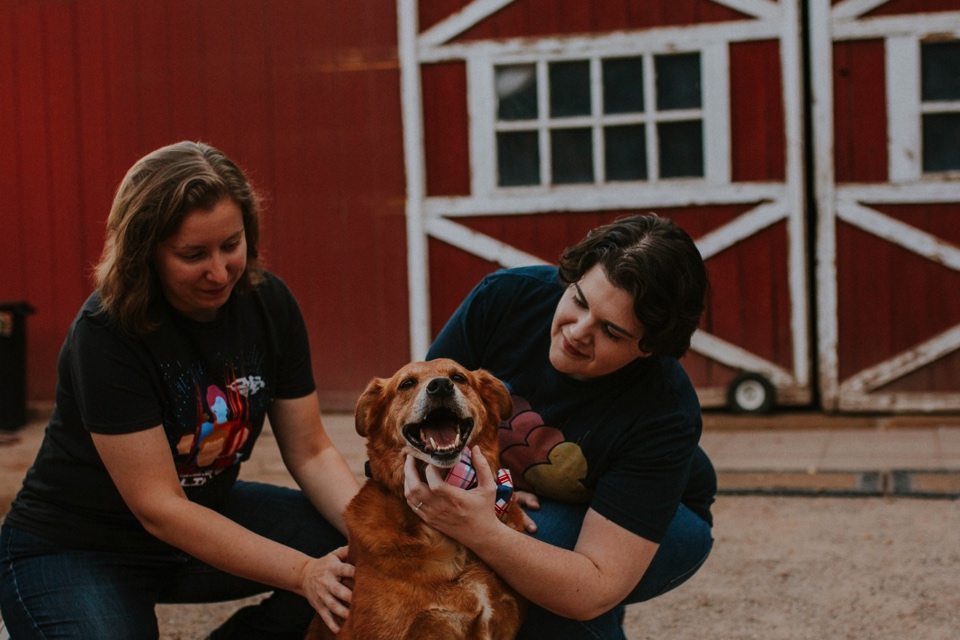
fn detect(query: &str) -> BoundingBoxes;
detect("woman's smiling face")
[549,264,647,380]
[154,198,247,322]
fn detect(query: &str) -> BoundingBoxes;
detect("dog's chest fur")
[336,480,519,640]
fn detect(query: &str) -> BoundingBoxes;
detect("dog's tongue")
[422,423,459,452]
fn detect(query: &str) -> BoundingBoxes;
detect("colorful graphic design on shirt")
[499,395,591,503]
[171,368,262,487]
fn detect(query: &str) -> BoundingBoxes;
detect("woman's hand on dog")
[403,446,538,536]
[512,490,540,532]
[301,545,354,633]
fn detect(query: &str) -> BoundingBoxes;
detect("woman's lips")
[562,336,587,358]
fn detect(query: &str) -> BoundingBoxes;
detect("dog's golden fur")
[307,358,525,640]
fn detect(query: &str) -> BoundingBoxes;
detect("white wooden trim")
[832,15,960,41]
[398,0,431,360]
[467,56,497,197]
[810,0,841,410]
[831,0,892,21]
[837,202,960,272]
[417,21,788,63]
[839,182,960,203]
[689,332,796,387]
[781,0,810,387]
[703,40,731,186]
[886,36,921,183]
[695,201,787,260]
[419,0,518,48]
[423,183,786,218]
[712,0,782,21]
[643,54,660,181]
[424,218,547,268]
[841,325,960,394]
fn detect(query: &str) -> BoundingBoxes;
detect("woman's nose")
[568,316,593,342]
[206,255,229,283]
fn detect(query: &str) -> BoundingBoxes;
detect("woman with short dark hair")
[405,213,717,639]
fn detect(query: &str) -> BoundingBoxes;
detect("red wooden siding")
[730,40,786,182]
[422,62,471,197]
[835,204,960,388]
[417,0,751,39]
[0,0,408,410]
[832,39,888,183]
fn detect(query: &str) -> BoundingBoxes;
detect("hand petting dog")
[403,445,539,539]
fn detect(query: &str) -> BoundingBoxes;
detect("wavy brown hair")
[95,141,265,334]
[557,213,707,358]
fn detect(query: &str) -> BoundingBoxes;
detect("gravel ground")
[154,494,960,639]
[5,419,959,639]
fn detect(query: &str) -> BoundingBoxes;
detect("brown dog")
[307,358,525,640]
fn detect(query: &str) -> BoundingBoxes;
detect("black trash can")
[0,301,36,432]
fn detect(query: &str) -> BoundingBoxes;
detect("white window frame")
[467,36,731,199]
[887,35,960,183]
[488,52,708,188]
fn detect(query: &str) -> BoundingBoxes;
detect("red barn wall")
[0,0,409,412]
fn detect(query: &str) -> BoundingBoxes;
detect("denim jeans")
[0,480,346,640]
[515,501,714,640]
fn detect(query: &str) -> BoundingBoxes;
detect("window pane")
[603,56,644,114]
[605,125,647,181]
[549,60,591,118]
[921,41,960,102]
[655,53,701,110]
[551,128,594,184]
[496,64,538,121]
[497,131,540,186]
[922,113,960,172]
[658,120,704,178]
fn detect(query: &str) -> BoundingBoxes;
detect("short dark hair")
[95,141,265,334]
[557,213,707,358]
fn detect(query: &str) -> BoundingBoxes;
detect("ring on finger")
[414,501,424,511]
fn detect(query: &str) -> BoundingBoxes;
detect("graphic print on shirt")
[499,395,591,503]
[168,359,266,488]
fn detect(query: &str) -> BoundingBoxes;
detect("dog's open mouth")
[402,407,474,465]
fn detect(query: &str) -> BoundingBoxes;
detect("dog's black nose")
[426,377,454,397]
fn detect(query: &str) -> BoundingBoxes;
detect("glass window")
[920,41,960,173]
[551,128,594,183]
[921,42,960,102]
[605,125,647,181]
[497,131,540,186]
[492,49,705,187]
[549,60,591,118]
[496,64,538,121]
[659,120,704,178]
[922,114,960,173]
[603,57,644,114]
[655,53,701,111]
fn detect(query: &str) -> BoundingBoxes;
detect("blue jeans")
[0,481,346,640]
[516,501,714,640]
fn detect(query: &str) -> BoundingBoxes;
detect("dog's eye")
[399,378,417,390]
[450,373,467,384]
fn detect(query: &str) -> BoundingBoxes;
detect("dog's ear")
[355,377,387,437]
[475,369,513,421]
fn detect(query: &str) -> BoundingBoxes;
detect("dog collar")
[364,450,515,521]
[445,449,515,521]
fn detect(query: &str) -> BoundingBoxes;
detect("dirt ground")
[4,421,960,639]
[151,495,960,640]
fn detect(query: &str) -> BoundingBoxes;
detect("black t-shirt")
[4,271,316,552]
[427,266,715,544]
